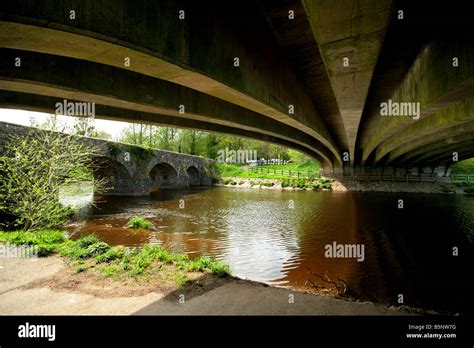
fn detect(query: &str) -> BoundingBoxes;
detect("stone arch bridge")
[0,121,216,196]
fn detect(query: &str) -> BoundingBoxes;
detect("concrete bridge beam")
[395,133,474,166]
[0,90,330,164]
[0,0,341,163]
[302,0,391,164]
[0,48,336,166]
[404,139,474,168]
[362,34,474,164]
[387,122,474,165]
[374,96,474,163]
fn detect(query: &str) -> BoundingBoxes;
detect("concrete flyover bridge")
[0,0,472,177]
[0,122,215,196]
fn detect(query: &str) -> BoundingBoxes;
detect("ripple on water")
[60,186,474,312]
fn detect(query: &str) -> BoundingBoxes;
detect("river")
[61,185,474,313]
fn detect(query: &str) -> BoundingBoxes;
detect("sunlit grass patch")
[0,229,67,256]
[186,256,231,277]
[0,229,232,288]
[126,217,153,229]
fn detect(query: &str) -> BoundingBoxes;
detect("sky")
[0,108,130,140]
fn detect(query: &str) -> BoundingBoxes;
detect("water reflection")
[61,185,474,313]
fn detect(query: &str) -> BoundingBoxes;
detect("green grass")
[0,229,67,256]
[126,217,153,229]
[257,161,320,172]
[451,158,474,174]
[218,164,333,190]
[186,256,231,277]
[216,162,321,181]
[0,229,231,283]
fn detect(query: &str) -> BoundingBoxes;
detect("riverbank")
[0,255,419,315]
[217,176,333,191]
[330,178,473,194]
[216,176,473,194]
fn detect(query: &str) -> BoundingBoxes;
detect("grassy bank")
[216,162,320,180]
[451,158,474,174]
[217,162,333,189]
[0,229,231,287]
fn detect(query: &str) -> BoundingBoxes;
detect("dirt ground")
[0,255,418,315]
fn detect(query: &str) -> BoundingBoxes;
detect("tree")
[29,114,68,132]
[156,127,178,151]
[72,117,95,137]
[205,133,221,159]
[0,130,107,230]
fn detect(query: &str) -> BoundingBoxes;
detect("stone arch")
[200,168,211,186]
[187,165,200,186]
[149,162,179,191]
[91,156,133,195]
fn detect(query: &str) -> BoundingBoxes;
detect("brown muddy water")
[61,184,474,313]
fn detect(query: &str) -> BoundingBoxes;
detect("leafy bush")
[60,235,110,260]
[127,217,153,229]
[0,130,108,230]
[186,256,231,277]
[95,246,124,263]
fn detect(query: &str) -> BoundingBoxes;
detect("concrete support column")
[434,166,448,177]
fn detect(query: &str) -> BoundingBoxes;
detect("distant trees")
[27,114,312,164]
[117,123,306,163]
[29,115,112,140]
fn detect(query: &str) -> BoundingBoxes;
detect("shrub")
[0,229,67,256]
[127,217,153,229]
[186,256,231,277]
[322,183,332,189]
[95,246,124,263]
[0,130,108,230]
[60,235,110,260]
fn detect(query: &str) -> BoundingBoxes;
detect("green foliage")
[95,246,125,263]
[127,217,153,229]
[186,256,231,277]
[0,229,67,257]
[108,143,121,158]
[451,158,474,174]
[0,229,231,282]
[67,164,94,181]
[0,130,108,230]
[129,146,155,164]
[175,274,189,286]
[60,235,110,260]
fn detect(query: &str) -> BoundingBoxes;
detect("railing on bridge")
[333,173,472,184]
[250,166,320,179]
[248,166,473,184]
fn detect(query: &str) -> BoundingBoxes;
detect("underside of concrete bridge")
[0,0,472,175]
